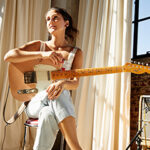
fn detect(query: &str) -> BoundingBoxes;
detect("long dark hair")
[46,7,78,42]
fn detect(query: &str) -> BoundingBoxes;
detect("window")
[132,0,150,58]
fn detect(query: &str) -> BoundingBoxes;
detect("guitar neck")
[51,66,125,80]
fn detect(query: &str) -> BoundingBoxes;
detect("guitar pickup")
[24,71,37,84]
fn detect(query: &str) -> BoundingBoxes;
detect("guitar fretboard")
[51,66,124,80]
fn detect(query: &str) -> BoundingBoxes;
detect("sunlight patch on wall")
[0,5,5,31]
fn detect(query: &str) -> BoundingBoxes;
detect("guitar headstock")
[123,62,150,74]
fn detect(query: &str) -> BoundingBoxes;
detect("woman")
[4,7,83,150]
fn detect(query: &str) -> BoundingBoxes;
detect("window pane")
[131,0,135,58]
[132,0,135,21]
[139,0,150,19]
[131,24,134,58]
[137,20,150,55]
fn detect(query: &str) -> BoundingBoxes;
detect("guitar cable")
[1,86,29,150]
[1,85,10,150]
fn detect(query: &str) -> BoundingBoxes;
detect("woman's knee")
[38,106,59,132]
[39,106,54,120]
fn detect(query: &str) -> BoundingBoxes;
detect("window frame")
[132,0,150,59]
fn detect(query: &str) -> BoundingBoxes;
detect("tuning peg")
[141,62,145,66]
[146,63,149,66]
[138,62,141,65]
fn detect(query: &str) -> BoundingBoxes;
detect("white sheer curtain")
[75,0,132,150]
[0,0,51,149]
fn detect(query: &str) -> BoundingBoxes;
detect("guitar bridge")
[17,88,38,94]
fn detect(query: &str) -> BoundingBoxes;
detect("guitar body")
[9,59,56,102]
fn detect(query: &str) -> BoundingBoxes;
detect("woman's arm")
[4,40,45,63]
[4,40,63,66]
[46,49,83,100]
[61,48,83,90]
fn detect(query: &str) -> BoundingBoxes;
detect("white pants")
[25,90,76,150]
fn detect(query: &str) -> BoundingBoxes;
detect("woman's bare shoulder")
[73,46,82,55]
[19,40,43,51]
[68,46,82,53]
[71,47,83,69]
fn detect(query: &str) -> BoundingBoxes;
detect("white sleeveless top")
[40,41,77,70]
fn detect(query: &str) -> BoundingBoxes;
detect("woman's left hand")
[46,81,64,100]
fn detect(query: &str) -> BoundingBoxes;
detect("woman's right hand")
[42,51,64,68]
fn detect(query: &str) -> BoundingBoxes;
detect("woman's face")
[46,9,69,34]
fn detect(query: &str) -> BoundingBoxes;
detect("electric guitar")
[9,60,149,102]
